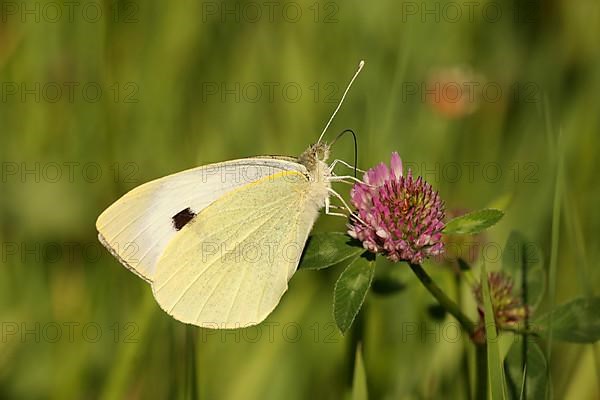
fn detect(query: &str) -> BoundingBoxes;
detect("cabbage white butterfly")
[97,61,365,328]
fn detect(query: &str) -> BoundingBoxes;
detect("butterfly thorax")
[298,142,331,209]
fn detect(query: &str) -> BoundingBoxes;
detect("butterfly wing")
[96,158,304,282]
[151,170,321,328]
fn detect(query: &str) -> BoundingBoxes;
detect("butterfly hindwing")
[151,170,319,328]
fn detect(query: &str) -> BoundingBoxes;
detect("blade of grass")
[352,343,368,400]
[519,365,527,400]
[541,97,562,400]
[563,194,600,392]
[521,239,529,399]
[455,273,473,400]
[476,345,488,400]
[546,127,564,369]
[542,94,555,158]
[481,262,507,400]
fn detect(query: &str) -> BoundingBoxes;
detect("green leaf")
[352,344,368,400]
[481,262,508,400]
[299,232,364,270]
[533,297,600,343]
[444,209,504,235]
[504,339,548,400]
[333,253,375,334]
[502,231,546,310]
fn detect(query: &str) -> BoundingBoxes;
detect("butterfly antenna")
[317,60,365,144]
[331,129,358,177]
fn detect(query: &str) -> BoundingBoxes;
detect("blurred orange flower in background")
[426,66,484,118]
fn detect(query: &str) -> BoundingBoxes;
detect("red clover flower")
[348,152,446,264]
[473,271,528,328]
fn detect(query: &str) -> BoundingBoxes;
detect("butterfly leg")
[329,159,366,174]
[324,195,350,218]
[327,188,367,226]
[325,197,348,218]
[324,202,348,217]
[329,175,374,186]
[325,211,351,218]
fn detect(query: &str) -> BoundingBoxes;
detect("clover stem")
[408,263,476,335]
[408,263,485,397]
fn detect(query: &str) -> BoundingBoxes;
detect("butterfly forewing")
[96,158,307,281]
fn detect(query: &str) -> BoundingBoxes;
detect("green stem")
[475,344,488,400]
[408,263,476,335]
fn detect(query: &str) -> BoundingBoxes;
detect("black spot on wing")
[172,207,196,231]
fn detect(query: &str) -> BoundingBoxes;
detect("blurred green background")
[1,0,599,398]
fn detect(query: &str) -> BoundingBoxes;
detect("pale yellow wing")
[151,170,319,328]
[96,158,306,282]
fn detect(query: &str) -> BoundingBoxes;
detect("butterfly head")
[299,142,330,172]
